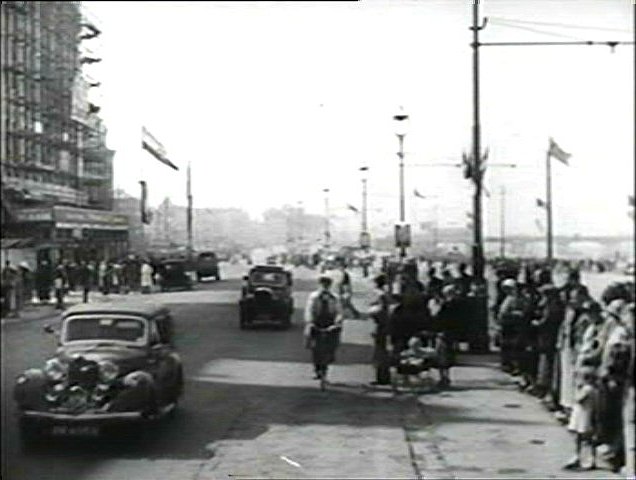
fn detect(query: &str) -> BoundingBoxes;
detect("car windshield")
[62,316,146,345]
[250,271,287,285]
[198,253,216,260]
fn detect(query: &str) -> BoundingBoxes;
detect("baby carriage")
[392,330,442,392]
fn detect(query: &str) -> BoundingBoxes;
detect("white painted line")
[280,456,302,468]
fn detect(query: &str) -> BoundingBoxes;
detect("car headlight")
[98,361,119,383]
[44,358,67,382]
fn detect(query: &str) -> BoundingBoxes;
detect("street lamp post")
[360,166,369,242]
[394,110,409,259]
[323,188,330,250]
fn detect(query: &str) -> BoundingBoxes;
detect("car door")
[147,318,173,404]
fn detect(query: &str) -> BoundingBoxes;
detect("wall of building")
[0,1,113,212]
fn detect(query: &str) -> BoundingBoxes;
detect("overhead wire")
[488,18,587,41]
[487,16,632,34]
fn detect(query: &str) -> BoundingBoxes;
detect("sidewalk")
[0,290,132,326]
[409,356,624,479]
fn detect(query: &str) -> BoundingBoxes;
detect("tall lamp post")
[393,109,410,259]
[323,188,330,250]
[359,167,370,247]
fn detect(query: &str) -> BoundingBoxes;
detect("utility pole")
[499,186,506,258]
[394,110,409,260]
[323,188,330,250]
[361,171,368,235]
[471,0,486,281]
[186,162,193,261]
[545,151,553,263]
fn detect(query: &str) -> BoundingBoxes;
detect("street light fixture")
[393,109,410,259]
[323,188,330,250]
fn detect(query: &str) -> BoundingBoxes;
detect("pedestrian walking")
[98,260,109,295]
[337,263,360,319]
[78,261,92,303]
[53,265,66,310]
[1,261,17,317]
[140,260,154,294]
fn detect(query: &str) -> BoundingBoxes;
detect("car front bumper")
[21,410,144,424]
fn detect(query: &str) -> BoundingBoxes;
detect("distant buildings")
[1,2,127,267]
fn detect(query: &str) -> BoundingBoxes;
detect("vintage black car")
[195,251,221,281]
[14,302,184,446]
[239,265,294,329]
[156,259,194,291]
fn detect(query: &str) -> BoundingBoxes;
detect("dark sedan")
[14,302,184,448]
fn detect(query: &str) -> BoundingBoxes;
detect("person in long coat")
[556,285,589,419]
[432,284,463,387]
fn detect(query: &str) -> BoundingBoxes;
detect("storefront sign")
[14,208,54,223]
[54,206,128,228]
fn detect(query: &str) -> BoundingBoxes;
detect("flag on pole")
[347,204,359,213]
[414,189,426,199]
[548,137,571,165]
[536,198,547,208]
[142,127,179,170]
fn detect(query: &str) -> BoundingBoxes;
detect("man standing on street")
[1,261,17,317]
[368,273,393,385]
[78,261,92,303]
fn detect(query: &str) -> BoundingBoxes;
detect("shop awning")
[1,237,37,249]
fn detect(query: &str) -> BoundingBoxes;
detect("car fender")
[108,370,156,412]
[14,369,47,409]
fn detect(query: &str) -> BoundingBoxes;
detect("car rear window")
[250,271,286,284]
[63,316,146,344]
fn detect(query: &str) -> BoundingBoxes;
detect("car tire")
[281,315,292,329]
[19,418,43,451]
[215,274,221,281]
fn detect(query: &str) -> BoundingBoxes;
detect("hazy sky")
[84,0,634,237]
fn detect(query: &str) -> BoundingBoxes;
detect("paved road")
[1,265,627,479]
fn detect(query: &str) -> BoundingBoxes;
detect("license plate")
[51,425,100,437]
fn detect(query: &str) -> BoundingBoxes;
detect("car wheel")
[281,315,292,329]
[19,418,43,451]
[215,274,221,281]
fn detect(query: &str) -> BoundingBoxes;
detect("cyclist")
[304,275,344,380]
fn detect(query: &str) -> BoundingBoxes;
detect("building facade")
[1,1,127,267]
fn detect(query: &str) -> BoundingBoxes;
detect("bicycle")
[310,324,341,391]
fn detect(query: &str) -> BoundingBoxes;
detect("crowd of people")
[304,255,634,476]
[1,255,159,317]
[492,263,634,475]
